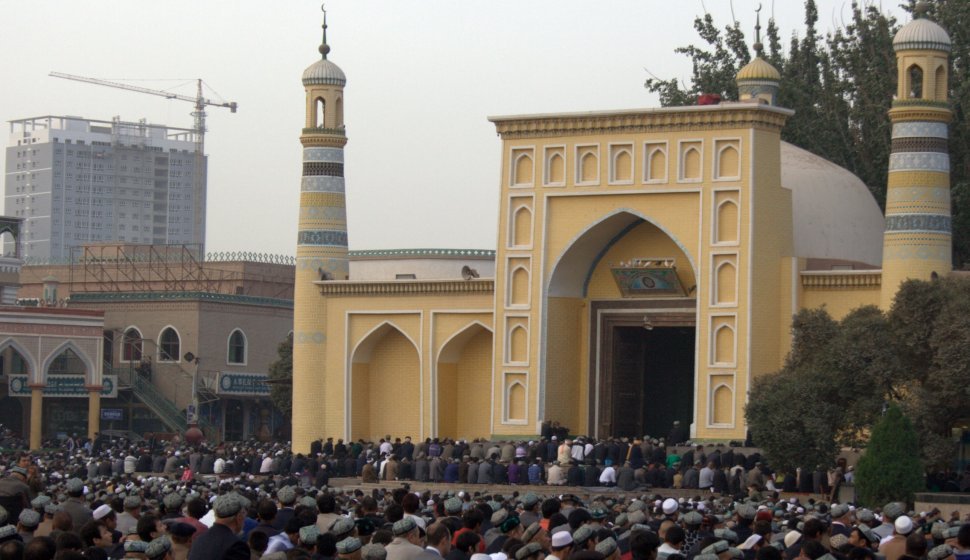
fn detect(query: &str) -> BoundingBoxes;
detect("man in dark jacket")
[188,494,250,560]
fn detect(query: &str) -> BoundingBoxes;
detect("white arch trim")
[708,382,736,427]
[711,323,737,366]
[226,328,248,366]
[436,321,492,365]
[546,207,699,298]
[157,325,182,363]
[507,265,532,307]
[644,144,668,183]
[504,379,528,423]
[41,340,96,385]
[510,205,533,248]
[505,323,530,365]
[120,325,144,363]
[512,152,535,186]
[350,320,420,365]
[0,338,39,381]
[712,259,738,306]
[715,144,740,180]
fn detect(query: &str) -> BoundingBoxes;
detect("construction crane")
[49,72,238,252]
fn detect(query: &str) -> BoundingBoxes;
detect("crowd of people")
[0,430,964,560]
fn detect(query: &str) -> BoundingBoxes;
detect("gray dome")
[893,18,951,52]
[302,58,346,87]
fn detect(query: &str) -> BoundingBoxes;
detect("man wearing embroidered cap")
[0,466,30,525]
[62,477,93,529]
[362,543,387,560]
[385,517,435,560]
[338,536,364,560]
[118,495,143,536]
[17,508,39,544]
[187,494,250,560]
[146,536,174,560]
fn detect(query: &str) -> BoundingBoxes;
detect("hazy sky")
[0,0,911,256]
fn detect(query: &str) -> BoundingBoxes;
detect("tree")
[746,308,844,473]
[854,404,924,507]
[747,276,970,472]
[267,333,293,419]
[890,277,970,468]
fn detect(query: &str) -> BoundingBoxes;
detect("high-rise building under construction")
[4,115,206,259]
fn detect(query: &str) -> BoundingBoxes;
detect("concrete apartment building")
[4,116,205,260]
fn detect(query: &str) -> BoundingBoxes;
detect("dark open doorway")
[610,326,695,439]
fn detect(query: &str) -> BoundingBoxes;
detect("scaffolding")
[65,243,293,300]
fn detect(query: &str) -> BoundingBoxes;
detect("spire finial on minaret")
[753,4,764,56]
[319,3,331,59]
[913,1,930,19]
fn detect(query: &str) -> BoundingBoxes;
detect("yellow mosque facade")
[291,12,953,452]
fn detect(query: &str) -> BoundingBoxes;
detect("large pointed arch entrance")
[545,210,698,440]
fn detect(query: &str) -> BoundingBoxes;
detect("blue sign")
[101,408,123,421]
[216,372,270,396]
[8,375,118,398]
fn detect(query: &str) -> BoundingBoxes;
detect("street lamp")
[182,351,204,445]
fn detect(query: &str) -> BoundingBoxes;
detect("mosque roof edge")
[348,248,496,260]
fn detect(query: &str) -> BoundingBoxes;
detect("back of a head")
[187,498,207,520]
[846,548,876,560]
[665,526,685,546]
[801,540,827,560]
[0,540,23,560]
[384,503,404,524]
[53,532,82,553]
[630,531,661,560]
[803,519,826,540]
[23,538,55,560]
[456,531,481,553]
[959,524,970,549]
[905,532,927,557]
[755,546,781,560]
[137,514,159,543]
[541,499,561,520]
[258,499,278,522]
[401,493,420,514]
[249,530,270,554]
[568,509,592,531]
[463,508,484,529]
[50,513,72,533]
[78,521,102,548]
[317,494,336,514]
[426,522,451,548]
[52,552,83,560]
[316,533,337,556]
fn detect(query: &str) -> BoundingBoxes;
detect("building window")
[227,329,247,365]
[158,327,180,362]
[122,328,143,362]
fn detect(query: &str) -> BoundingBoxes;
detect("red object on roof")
[697,93,722,105]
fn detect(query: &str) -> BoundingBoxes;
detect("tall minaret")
[293,6,348,453]
[881,6,952,309]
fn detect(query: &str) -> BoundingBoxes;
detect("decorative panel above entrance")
[610,258,687,297]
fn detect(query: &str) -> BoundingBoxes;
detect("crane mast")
[49,72,237,253]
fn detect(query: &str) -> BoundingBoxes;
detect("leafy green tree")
[267,333,293,419]
[891,277,970,467]
[854,404,923,507]
[746,308,843,472]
